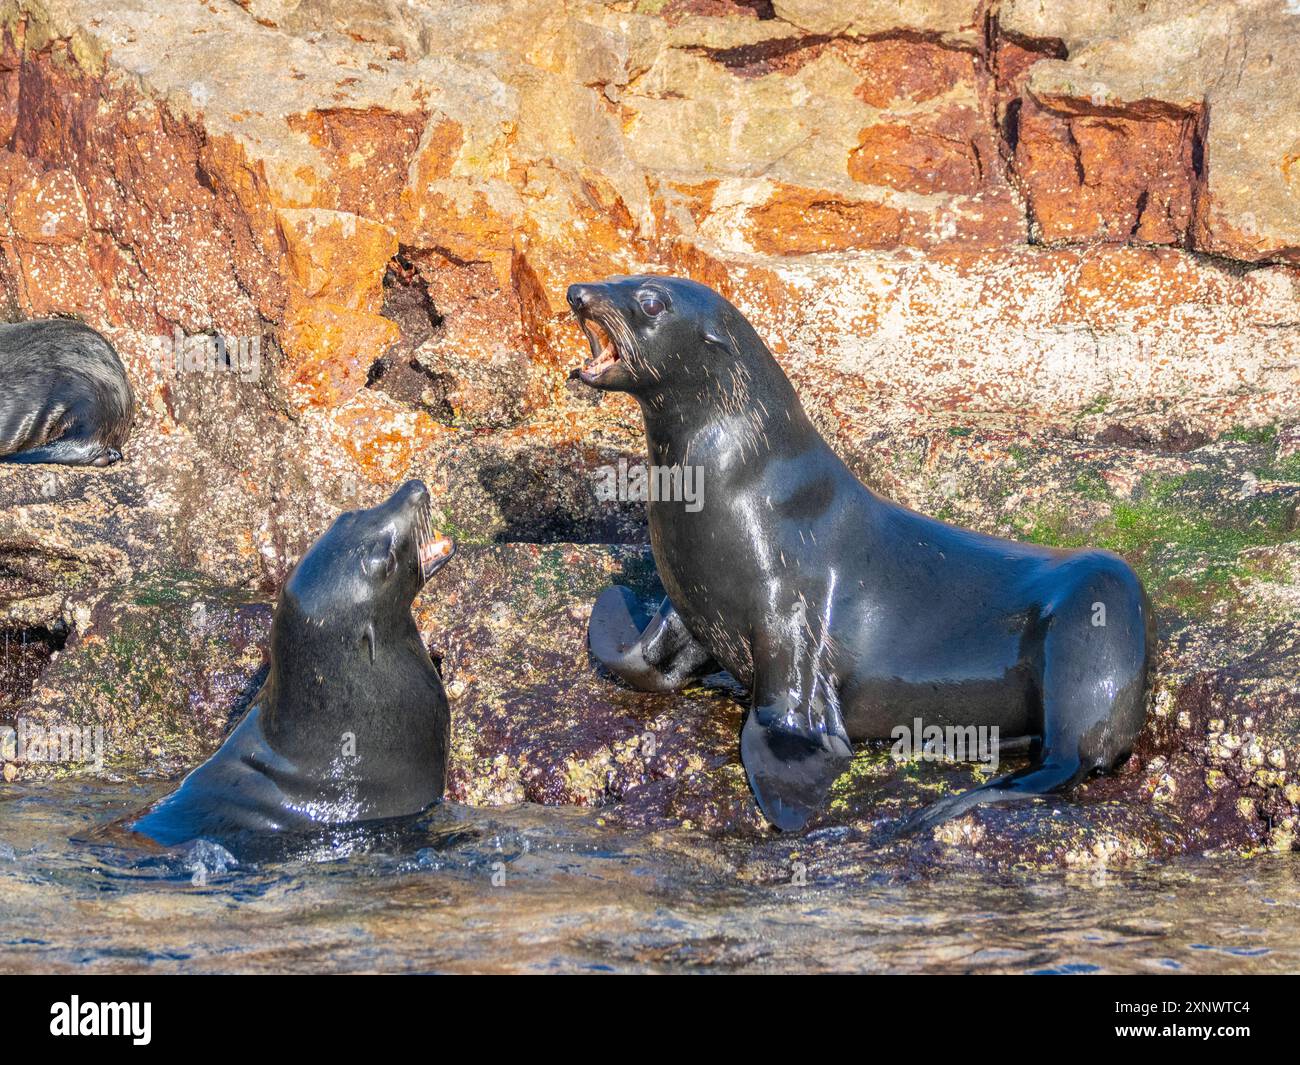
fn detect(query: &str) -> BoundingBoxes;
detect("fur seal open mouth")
[567,280,667,393]
[418,529,454,580]
[576,314,621,383]
[413,496,454,582]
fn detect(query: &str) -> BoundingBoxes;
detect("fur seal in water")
[0,319,133,466]
[570,276,1154,834]
[131,480,455,849]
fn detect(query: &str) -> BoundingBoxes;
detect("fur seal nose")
[567,284,595,312]
[396,479,430,507]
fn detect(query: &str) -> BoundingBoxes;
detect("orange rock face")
[278,208,397,312]
[285,107,427,221]
[7,166,87,244]
[852,38,977,108]
[0,0,1293,485]
[746,184,913,254]
[1014,96,1200,246]
[0,33,280,334]
[324,390,449,483]
[279,298,402,408]
[850,116,982,196]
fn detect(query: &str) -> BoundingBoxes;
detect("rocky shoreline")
[4,415,1297,871]
[0,1,1297,870]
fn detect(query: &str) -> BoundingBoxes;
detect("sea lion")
[570,276,1154,834]
[0,319,134,466]
[131,480,455,850]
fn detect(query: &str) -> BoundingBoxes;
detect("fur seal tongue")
[579,316,620,380]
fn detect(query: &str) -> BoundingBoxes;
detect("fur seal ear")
[362,621,377,664]
[701,326,736,356]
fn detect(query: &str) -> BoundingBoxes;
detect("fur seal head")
[276,478,453,680]
[567,276,781,401]
[261,477,454,784]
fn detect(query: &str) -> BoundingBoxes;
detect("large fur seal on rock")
[0,319,133,466]
[571,276,1154,834]
[131,480,455,850]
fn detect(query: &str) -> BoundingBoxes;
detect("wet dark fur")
[0,319,134,466]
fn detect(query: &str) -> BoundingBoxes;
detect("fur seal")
[570,276,1154,833]
[0,319,133,466]
[131,480,455,850]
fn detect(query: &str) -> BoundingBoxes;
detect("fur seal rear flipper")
[588,586,716,692]
[571,276,1153,834]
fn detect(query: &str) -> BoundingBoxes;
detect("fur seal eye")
[638,294,666,318]
[363,532,399,579]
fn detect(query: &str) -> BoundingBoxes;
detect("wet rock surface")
[4,415,1296,871]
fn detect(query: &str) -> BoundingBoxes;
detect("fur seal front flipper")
[589,588,848,828]
[590,587,850,829]
[588,586,716,692]
[739,624,853,832]
[570,275,1154,835]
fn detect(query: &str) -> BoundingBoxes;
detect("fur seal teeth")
[418,532,454,578]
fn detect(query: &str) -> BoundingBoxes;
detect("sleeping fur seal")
[0,319,133,466]
[131,480,455,850]
[570,275,1154,834]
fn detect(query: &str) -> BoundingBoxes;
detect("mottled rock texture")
[0,0,1297,868]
